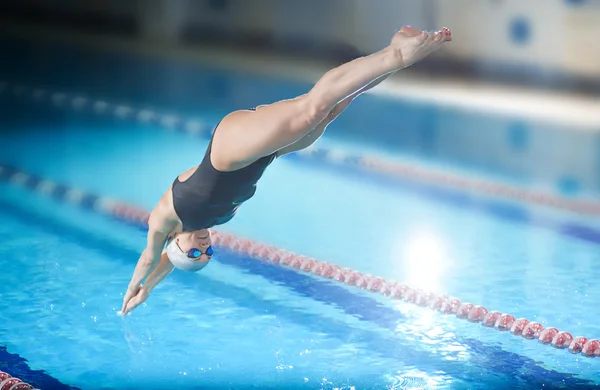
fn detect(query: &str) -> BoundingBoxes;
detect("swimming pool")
[0,37,599,389]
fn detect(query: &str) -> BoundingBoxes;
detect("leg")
[210,52,399,171]
[277,70,398,156]
[275,104,344,157]
[210,26,451,171]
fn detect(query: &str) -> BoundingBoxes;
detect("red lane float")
[0,372,37,390]
[3,81,600,217]
[0,166,598,361]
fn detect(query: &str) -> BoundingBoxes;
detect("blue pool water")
[0,37,599,389]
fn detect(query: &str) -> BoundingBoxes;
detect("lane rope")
[0,370,39,390]
[2,81,600,216]
[0,163,598,360]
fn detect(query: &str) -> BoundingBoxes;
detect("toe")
[425,31,438,43]
[416,31,428,43]
[442,27,452,41]
[401,25,424,37]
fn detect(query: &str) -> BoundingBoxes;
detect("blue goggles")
[176,241,214,258]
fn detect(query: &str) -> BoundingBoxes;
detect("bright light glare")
[401,229,450,293]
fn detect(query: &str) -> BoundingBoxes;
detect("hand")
[122,287,150,315]
[121,284,141,314]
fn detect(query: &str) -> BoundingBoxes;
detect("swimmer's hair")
[165,237,210,273]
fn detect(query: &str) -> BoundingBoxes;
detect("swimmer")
[121,26,451,315]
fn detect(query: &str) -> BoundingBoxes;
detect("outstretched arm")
[121,210,171,313]
[277,71,396,156]
[122,251,174,315]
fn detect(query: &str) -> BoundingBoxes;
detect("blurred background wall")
[1,0,600,91]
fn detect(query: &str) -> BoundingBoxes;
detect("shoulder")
[149,186,181,234]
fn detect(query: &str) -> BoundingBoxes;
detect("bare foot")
[389,26,451,68]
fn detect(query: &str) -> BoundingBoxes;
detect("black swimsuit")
[171,112,276,232]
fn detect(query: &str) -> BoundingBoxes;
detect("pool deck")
[1,21,600,130]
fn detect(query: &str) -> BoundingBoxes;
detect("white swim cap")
[165,237,210,272]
